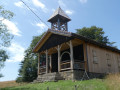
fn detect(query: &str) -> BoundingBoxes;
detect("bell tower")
[48,7,71,31]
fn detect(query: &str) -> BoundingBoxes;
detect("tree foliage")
[16,33,45,82]
[76,26,115,46]
[0,5,14,77]
[0,5,14,47]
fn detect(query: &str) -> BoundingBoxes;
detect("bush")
[16,77,23,83]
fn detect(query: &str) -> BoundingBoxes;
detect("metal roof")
[48,7,71,22]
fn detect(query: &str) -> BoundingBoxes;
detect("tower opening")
[48,7,71,31]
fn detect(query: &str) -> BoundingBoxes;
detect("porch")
[37,39,88,75]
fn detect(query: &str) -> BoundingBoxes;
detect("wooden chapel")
[33,7,120,82]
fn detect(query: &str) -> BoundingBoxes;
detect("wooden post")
[70,40,74,69]
[65,22,68,31]
[58,18,60,30]
[38,53,40,75]
[49,55,52,73]
[47,87,49,90]
[51,23,53,29]
[83,43,88,71]
[58,45,61,72]
[46,50,48,73]
[75,85,77,90]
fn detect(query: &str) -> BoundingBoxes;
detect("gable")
[39,34,72,52]
[33,29,73,53]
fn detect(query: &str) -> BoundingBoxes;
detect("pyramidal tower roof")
[48,7,71,22]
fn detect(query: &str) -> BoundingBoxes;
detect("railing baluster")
[40,65,46,74]
[60,60,71,70]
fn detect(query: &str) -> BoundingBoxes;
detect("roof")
[48,7,71,22]
[72,33,120,53]
[33,29,120,53]
[33,29,72,53]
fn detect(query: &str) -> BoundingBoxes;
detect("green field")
[1,74,120,90]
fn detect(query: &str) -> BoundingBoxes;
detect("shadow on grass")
[1,87,38,90]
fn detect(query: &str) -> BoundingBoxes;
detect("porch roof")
[33,29,120,53]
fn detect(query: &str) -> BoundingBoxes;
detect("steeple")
[48,7,71,31]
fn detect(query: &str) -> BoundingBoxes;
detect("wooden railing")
[74,60,85,70]
[60,60,85,71]
[39,65,46,74]
[60,60,71,70]
[39,60,86,73]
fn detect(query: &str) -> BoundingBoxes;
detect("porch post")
[38,53,40,75]
[83,43,88,71]
[49,55,52,73]
[46,50,48,73]
[70,40,74,69]
[58,45,61,72]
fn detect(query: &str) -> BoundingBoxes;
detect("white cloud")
[65,10,74,15]
[32,0,45,8]
[14,1,24,8]
[2,19,22,36]
[32,0,48,13]
[79,0,87,4]
[58,0,66,8]
[52,8,55,12]
[7,42,25,62]
[36,23,46,29]
[58,0,74,15]
[36,22,47,33]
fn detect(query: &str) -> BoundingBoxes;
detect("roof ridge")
[48,7,71,22]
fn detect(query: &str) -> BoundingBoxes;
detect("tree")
[0,5,14,77]
[76,26,115,47]
[0,50,8,77]
[16,33,45,82]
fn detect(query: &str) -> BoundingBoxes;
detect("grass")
[1,74,120,90]
[105,73,120,90]
[1,79,107,90]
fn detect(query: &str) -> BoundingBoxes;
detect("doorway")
[51,53,58,72]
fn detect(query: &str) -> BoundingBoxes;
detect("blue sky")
[0,0,120,81]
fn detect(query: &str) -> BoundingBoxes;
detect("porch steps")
[33,72,64,83]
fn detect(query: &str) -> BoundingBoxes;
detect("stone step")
[34,72,64,83]
[37,76,63,80]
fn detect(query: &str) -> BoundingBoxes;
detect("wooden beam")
[58,45,61,72]
[70,40,74,69]
[49,55,52,73]
[38,53,40,75]
[46,50,48,73]
[83,42,88,71]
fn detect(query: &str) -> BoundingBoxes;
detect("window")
[92,50,98,64]
[117,56,120,71]
[106,53,111,67]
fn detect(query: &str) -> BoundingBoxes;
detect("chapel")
[33,7,120,82]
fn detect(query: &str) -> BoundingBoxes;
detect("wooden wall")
[87,43,120,74]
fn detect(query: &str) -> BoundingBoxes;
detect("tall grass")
[105,73,120,90]
[0,80,27,89]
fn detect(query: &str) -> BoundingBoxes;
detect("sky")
[0,0,120,81]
